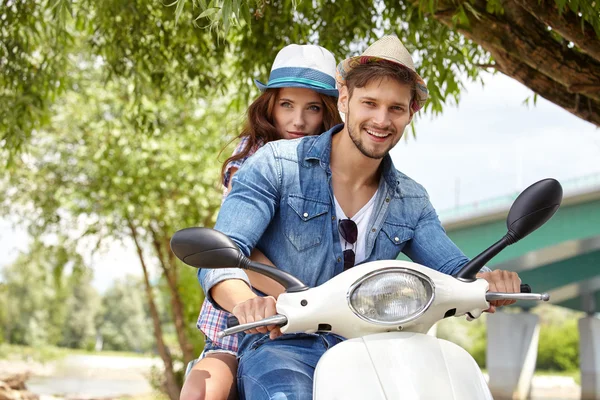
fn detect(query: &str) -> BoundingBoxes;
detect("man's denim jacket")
[199,124,478,306]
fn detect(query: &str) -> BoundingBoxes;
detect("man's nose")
[372,108,391,127]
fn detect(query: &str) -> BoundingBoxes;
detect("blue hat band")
[266,67,336,91]
[267,77,333,90]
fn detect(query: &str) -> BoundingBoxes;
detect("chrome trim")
[346,267,435,326]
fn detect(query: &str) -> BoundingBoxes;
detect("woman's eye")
[308,105,322,112]
[364,101,375,107]
[280,102,293,108]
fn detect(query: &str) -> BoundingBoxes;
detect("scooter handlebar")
[484,282,548,301]
[520,284,531,293]
[220,285,543,337]
[227,315,239,328]
[486,292,549,301]
[217,314,288,338]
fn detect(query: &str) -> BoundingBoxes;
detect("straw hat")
[255,44,339,97]
[336,36,428,112]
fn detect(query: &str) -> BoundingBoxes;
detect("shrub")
[536,319,579,371]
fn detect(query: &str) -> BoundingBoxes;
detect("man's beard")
[346,109,394,160]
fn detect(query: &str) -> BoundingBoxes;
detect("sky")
[1,71,599,292]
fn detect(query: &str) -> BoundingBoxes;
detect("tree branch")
[475,63,498,69]
[513,0,600,61]
[431,0,600,102]
[493,48,600,126]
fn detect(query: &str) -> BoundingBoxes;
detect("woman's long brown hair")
[220,88,342,182]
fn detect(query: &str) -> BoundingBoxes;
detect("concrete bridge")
[438,173,600,399]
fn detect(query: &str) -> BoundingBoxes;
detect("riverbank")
[0,345,164,400]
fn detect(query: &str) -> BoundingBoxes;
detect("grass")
[0,343,69,363]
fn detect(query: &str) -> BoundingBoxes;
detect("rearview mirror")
[455,178,562,280]
[170,227,244,269]
[170,227,309,293]
[506,178,563,243]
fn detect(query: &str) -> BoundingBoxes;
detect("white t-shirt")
[334,190,378,265]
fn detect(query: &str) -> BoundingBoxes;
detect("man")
[199,36,521,399]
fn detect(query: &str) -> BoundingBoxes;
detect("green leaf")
[241,2,252,26]
[195,7,220,20]
[175,0,188,25]
[463,2,482,20]
[233,0,241,16]
[555,0,568,13]
[222,0,232,34]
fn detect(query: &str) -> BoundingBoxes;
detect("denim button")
[303,212,309,218]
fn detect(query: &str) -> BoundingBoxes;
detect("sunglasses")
[338,219,358,270]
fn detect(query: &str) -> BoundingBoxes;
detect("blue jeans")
[237,333,344,400]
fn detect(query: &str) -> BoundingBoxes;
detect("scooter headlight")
[347,268,434,325]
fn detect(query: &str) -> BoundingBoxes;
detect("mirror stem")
[454,235,512,280]
[243,259,309,293]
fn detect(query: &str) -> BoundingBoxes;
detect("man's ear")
[338,84,349,114]
[408,101,416,123]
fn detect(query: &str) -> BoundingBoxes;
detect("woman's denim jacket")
[199,124,476,307]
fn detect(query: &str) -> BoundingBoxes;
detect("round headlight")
[348,269,434,325]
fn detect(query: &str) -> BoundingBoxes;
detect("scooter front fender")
[313,331,491,400]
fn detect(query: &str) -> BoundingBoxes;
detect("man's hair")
[345,61,417,105]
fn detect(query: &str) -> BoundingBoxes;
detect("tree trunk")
[128,220,181,400]
[423,0,600,126]
[151,229,196,365]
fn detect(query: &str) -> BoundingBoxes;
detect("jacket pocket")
[284,194,330,251]
[375,223,415,259]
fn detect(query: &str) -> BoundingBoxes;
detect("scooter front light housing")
[347,268,434,325]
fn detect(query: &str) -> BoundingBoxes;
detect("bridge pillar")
[579,292,600,399]
[486,310,540,400]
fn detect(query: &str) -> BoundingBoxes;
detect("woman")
[181,43,342,400]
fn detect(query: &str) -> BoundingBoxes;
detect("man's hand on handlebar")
[476,269,522,313]
[232,296,283,339]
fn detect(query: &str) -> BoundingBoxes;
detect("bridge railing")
[438,172,600,223]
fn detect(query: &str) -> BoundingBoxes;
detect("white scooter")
[171,178,562,399]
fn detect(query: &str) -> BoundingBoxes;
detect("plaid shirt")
[197,136,263,354]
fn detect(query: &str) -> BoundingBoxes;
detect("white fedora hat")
[255,44,339,98]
